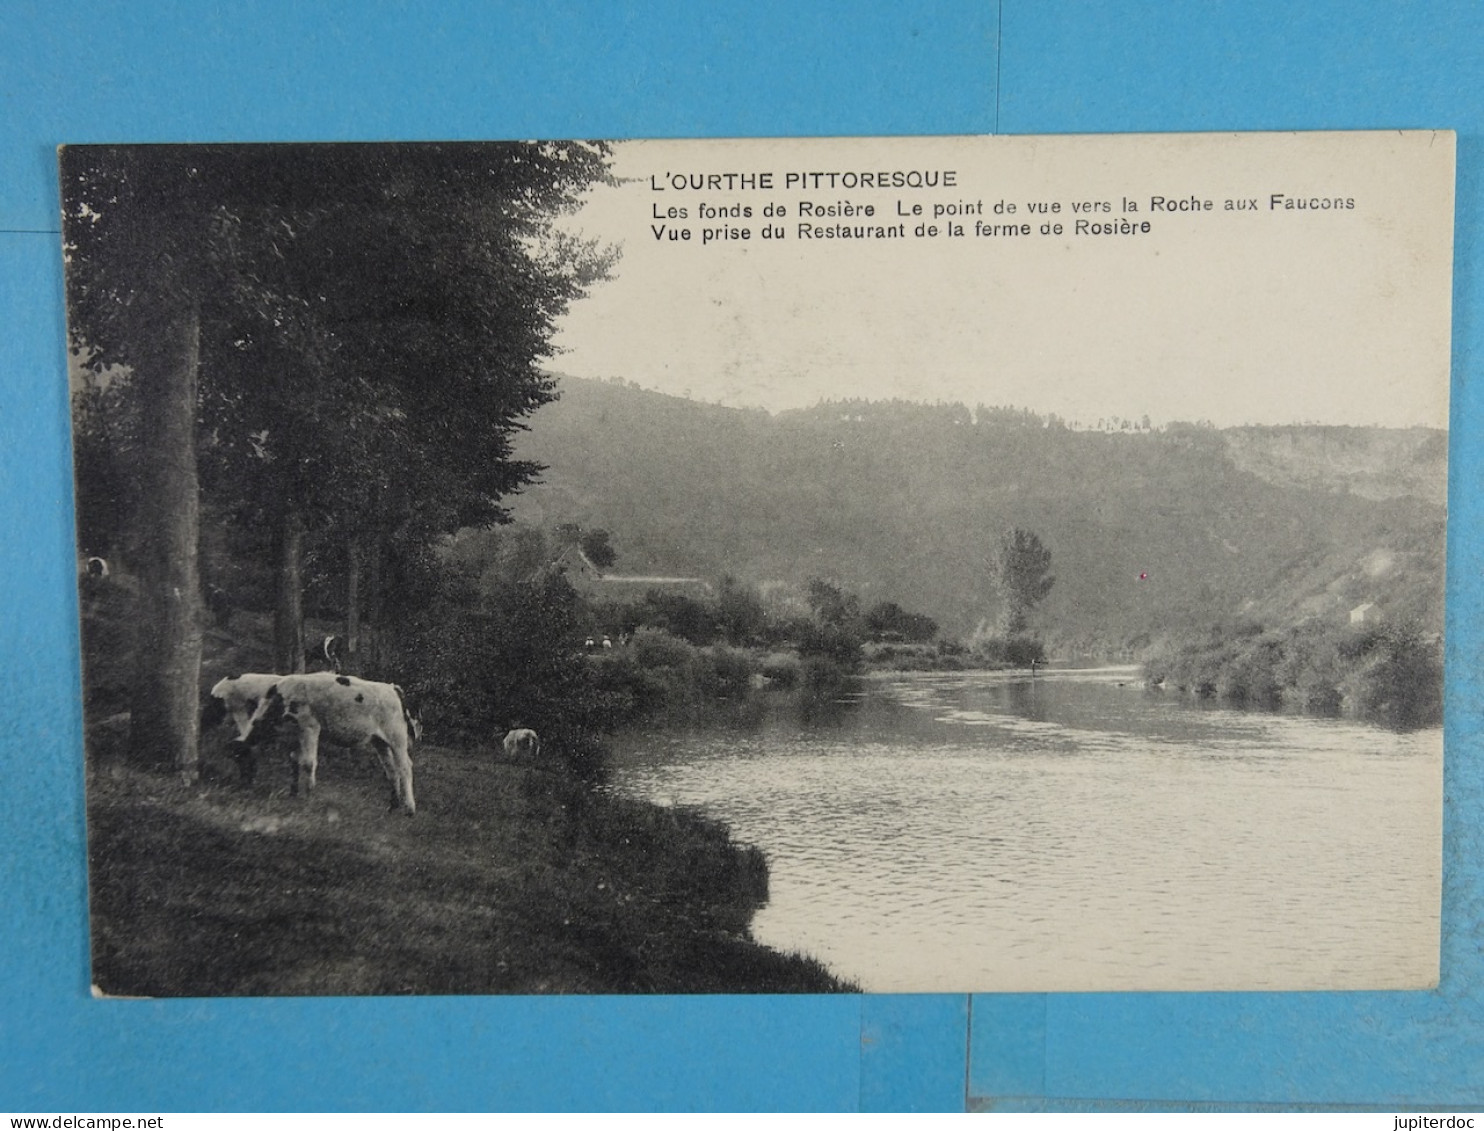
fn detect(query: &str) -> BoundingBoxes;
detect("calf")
[203,672,284,781]
[204,673,282,739]
[241,672,416,815]
[503,727,541,760]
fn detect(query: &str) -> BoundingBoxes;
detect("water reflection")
[609,668,1442,993]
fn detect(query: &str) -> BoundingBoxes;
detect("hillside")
[508,376,1447,654]
[1223,425,1447,502]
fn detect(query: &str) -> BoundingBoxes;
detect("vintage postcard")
[64,132,1451,995]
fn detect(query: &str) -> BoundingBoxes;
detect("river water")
[608,667,1442,992]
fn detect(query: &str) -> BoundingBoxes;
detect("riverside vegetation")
[502,377,1446,730]
[81,575,855,996]
[1142,618,1442,730]
[510,379,1444,654]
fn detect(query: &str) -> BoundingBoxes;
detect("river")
[607,667,1442,992]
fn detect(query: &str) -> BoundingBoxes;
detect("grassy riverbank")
[86,723,854,996]
[82,580,853,995]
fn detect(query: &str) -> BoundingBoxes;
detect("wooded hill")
[509,376,1447,657]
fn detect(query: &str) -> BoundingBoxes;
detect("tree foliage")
[62,142,616,769]
[393,568,613,775]
[864,600,938,643]
[991,528,1054,637]
[62,147,223,773]
[805,578,861,631]
[714,575,767,645]
[580,528,618,569]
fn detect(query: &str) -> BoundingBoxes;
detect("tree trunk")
[345,533,361,665]
[274,509,307,674]
[365,534,383,670]
[127,300,203,780]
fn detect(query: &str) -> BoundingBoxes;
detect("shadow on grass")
[87,733,856,997]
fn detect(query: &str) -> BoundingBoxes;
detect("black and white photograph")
[64,132,1452,996]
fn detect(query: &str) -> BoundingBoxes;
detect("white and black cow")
[205,673,282,738]
[240,672,417,815]
[203,672,285,782]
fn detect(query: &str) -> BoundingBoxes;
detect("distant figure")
[584,637,595,651]
[306,633,344,673]
[204,583,232,627]
[503,727,541,760]
[602,635,613,650]
[1030,658,1042,676]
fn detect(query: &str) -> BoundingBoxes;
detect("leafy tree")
[864,600,938,643]
[194,144,614,670]
[580,528,618,569]
[805,578,861,631]
[500,526,551,585]
[714,575,767,645]
[62,146,225,776]
[62,142,615,772]
[636,590,718,645]
[392,566,613,776]
[801,578,864,670]
[547,524,616,569]
[991,528,1055,637]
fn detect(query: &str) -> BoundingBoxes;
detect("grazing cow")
[503,727,540,760]
[241,672,417,815]
[205,673,283,738]
[203,672,285,781]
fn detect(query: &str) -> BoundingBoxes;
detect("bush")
[759,652,801,689]
[1346,626,1442,729]
[704,645,757,701]
[586,629,767,725]
[798,655,858,723]
[78,577,139,721]
[1144,620,1441,728]
[864,600,938,643]
[1218,636,1285,708]
[630,625,696,670]
[388,569,614,779]
[973,635,1045,668]
[634,591,718,645]
[796,621,862,668]
[588,650,667,725]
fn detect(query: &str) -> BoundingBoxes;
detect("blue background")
[2,1,1479,1112]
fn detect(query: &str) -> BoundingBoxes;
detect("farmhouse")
[549,544,712,599]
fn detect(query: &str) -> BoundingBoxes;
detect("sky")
[550,133,1454,428]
